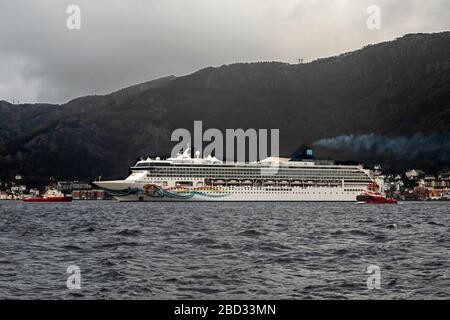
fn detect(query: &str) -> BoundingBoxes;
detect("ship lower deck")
[93,173,372,202]
[108,185,365,202]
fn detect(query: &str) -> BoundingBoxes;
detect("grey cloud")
[0,0,449,104]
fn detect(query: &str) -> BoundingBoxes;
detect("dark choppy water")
[0,201,449,299]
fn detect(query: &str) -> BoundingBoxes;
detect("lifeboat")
[291,180,302,186]
[356,192,397,204]
[278,180,290,185]
[227,180,239,185]
[241,180,253,185]
[263,180,276,185]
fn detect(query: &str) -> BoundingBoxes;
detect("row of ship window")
[144,176,369,180]
[146,169,364,175]
[212,191,360,194]
[146,169,365,173]
[144,172,367,176]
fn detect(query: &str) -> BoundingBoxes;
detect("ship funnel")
[289,145,315,161]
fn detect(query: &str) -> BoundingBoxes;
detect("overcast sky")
[0,0,449,104]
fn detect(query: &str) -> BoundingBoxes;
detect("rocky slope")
[0,32,449,184]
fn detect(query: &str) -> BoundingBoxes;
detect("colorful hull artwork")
[106,184,230,200]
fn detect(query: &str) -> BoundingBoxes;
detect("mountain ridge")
[1,32,449,185]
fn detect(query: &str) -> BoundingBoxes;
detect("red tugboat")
[23,187,72,202]
[357,177,397,204]
[356,191,397,204]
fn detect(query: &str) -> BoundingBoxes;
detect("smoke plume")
[313,132,450,164]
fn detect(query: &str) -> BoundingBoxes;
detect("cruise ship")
[93,146,382,202]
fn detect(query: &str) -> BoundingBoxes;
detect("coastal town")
[383,170,450,201]
[0,176,110,200]
[1,169,449,201]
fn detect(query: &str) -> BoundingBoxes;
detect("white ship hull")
[93,181,366,202]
